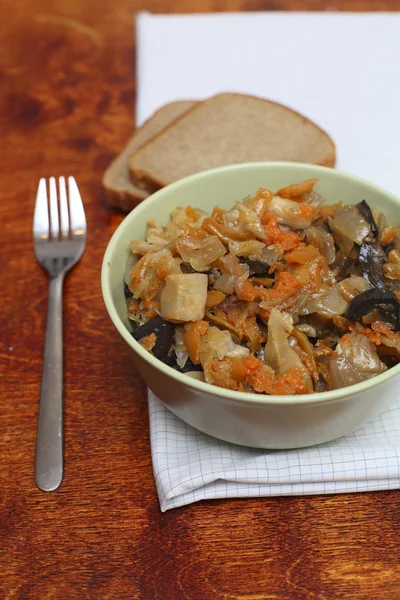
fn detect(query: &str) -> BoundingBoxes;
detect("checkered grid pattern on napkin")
[149,392,400,511]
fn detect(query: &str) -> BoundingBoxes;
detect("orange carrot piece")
[231,358,246,382]
[262,213,303,252]
[277,179,318,199]
[206,290,226,309]
[285,245,320,264]
[183,329,201,364]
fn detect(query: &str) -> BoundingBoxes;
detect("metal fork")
[33,176,87,492]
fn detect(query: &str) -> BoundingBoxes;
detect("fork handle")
[35,274,64,491]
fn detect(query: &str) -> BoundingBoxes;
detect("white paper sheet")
[137,11,400,196]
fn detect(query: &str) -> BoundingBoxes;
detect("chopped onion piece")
[264,309,312,389]
[329,206,371,245]
[131,248,181,299]
[174,326,189,369]
[268,196,314,229]
[329,334,386,389]
[177,233,226,272]
[228,239,266,257]
[214,274,236,294]
[302,285,348,317]
[296,323,317,337]
[199,326,250,363]
[236,202,267,239]
[124,252,138,286]
[305,226,336,264]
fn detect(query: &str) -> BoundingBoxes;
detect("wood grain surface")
[1,1,400,598]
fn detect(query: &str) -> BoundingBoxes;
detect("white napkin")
[136,12,400,511]
[149,391,400,511]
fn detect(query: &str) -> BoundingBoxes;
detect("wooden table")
[2,1,400,598]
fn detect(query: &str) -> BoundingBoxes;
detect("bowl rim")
[101,161,400,407]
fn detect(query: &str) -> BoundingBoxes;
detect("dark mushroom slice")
[124,283,133,298]
[358,243,386,289]
[314,378,327,393]
[331,252,359,281]
[344,288,400,331]
[240,256,271,276]
[377,346,400,368]
[356,200,378,237]
[382,242,395,255]
[131,316,176,366]
[180,262,197,274]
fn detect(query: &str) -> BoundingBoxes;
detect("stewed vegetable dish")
[125,179,400,394]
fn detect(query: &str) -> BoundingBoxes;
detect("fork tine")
[68,177,86,240]
[33,178,49,241]
[59,177,70,240]
[49,177,60,240]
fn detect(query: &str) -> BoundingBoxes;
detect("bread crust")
[128,92,336,192]
[102,100,197,211]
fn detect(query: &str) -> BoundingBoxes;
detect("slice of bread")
[103,100,196,211]
[129,93,336,193]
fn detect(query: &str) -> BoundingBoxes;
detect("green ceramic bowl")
[101,162,400,449]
